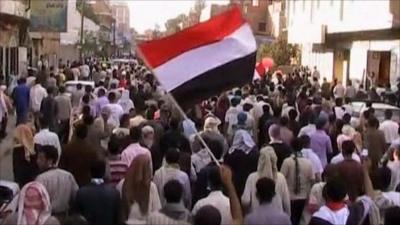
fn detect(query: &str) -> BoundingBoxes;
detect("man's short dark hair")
[165,148,180,164]
[207,166,222,191]
[385,109,393,120]
[59,86,66,93]
[39,116,49,129]
[194,205,221,225]
[75,123,88,139]
[47,86,55,95]
[342,113,351,124]
[368,116,380,129]
[77,83,83,90]
[108,134,121,155]
[288,109,298,121]
[206,139,224,160]
[323,178,347,202]
[108,92,116,102]
[98,88,106,97]
[163,179,183,203]
[129,126,142,142]
[370,166,392,191]
[90,159,106,179]
[37,145,59,164]
[300,135,310,148]
[342,140,355,156]
[256,177,276,203]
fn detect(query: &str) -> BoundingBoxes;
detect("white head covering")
[257,146,278,181]
[228,129,255,154]
[118,90,134,113]
[17,182,51,225]
[203,116,221,133]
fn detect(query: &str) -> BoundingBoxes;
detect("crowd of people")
[0,58,400,225]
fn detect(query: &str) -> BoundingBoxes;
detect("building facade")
[111,2,131,56]
[0,0,30,81]
[211,0,277,44]
[286,0,400,86]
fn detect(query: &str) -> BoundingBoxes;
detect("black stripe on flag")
[171,51,257,109]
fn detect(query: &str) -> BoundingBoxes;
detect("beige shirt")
[280,156,314,200]
[35,168,79,213]
[241,172,291,216]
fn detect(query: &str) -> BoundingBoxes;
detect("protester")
[54,86,72,144]
[146,180,192,225]
[61,123,98,187]
[281,137,314,225]
[241,146,291,215]
[13,77,30,125]
[244,177,292,225]
[120,154,161,225]
[192,166,232,225]
[224,129,259,196]
[2,182,60,225]
[35,145,78,215]
[268,124,292,170]
[335,140,364,202]
[153,148,191,208]
[12,124,37,188]
[379,109,400,145]
[40,87,58,132]
[34,117,61,164]
[74,159,120,225]
[309,117,332,168]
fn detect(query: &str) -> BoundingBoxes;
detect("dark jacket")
[74,183,120,225]
[61,138,98,187]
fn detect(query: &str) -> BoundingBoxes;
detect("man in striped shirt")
[107,134,128,186]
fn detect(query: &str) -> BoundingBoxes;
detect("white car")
[350,101,400,127]
[64,80,95,93]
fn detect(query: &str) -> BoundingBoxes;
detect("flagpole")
[136,49,221,166]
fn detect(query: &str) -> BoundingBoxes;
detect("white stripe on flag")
[154,24,256,91]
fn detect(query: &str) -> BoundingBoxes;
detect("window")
[258,22,266,32]
[252,0,259,7]
[303,0,306,11]
[317,0,320,9]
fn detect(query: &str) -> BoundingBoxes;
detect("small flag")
[139,7,257,107]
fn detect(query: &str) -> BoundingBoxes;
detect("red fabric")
[138,6,245,68]
[261,57,274,69]
[255,62,266,78]
[326,201,346,211]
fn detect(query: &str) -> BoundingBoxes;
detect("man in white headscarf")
[190,116,228,154]
[118,90,134,114]
[242,146,291,215]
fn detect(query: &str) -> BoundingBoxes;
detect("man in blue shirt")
[12,77,30,125]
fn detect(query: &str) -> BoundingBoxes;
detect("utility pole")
[79,0,85,62]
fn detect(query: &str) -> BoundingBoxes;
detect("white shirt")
[379,120,400,144]
[153,165,191,208]
[30,84,47,112]
[388,161,400,191]
[298,124,316,137]
[333,84,345,99]
[330,153,361,164]
[192,191,232,225]
[105,103,124,128]
[301,148,324,175]
[34,129,61,164]
[35,168,78,213]
[80,64,90,78]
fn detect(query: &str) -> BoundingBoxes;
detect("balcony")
[0,0,29,18]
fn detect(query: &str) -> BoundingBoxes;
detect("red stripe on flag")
[138,6,245,68]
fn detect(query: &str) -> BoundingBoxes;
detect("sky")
[121,0,229,33]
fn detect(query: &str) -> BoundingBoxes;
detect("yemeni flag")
[138,7,257,108]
